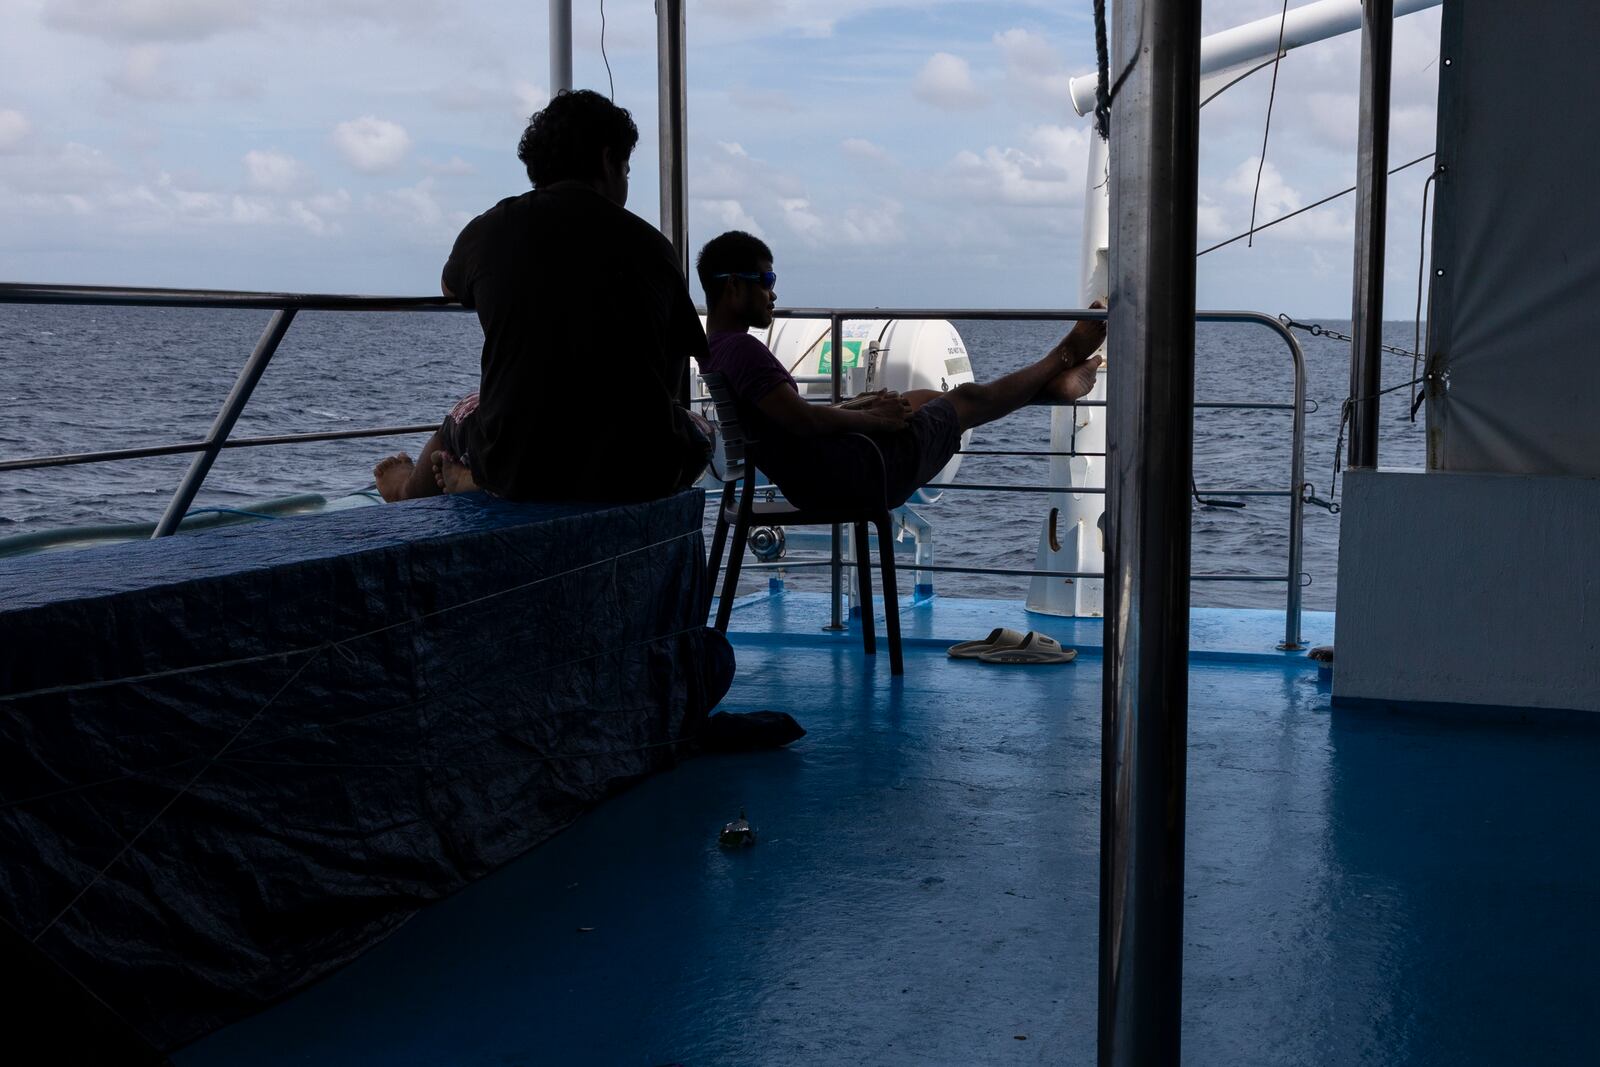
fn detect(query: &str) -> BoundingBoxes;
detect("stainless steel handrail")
[0,283,469,535]
[0,287,1307,646]
[739,307,1307,649]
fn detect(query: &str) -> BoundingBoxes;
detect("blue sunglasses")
[713,270,777,290]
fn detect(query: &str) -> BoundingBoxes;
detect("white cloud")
[512,82,547,117]
[913,52,987,111]
[840,137,891,165]
[376,177,461,232]
[700,198,765,237]
[948,123,1090,206]
[0,110,32,153]
[994,28,1071,99]
[839,198,904,246]
[44,0,256,43]
[780,197,825,242]
[109,45,187,101]
[422,156,476,176]
[331,117,411,173]
[1220,157,1348,242]
[243,149,308,193]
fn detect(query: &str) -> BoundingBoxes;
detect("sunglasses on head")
[713,270,777,290]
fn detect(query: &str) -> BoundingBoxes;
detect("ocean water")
[0,304,1428,611]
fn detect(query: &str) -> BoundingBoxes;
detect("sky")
[0,0,1443,315]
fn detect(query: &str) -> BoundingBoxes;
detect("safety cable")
[600,0,615,100]
[1198,151,1435,257]
[1246,1,1292,248]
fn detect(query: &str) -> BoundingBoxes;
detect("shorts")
[878,395,962,508]
[437,392,481,475]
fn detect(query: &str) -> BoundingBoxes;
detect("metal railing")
[718,307,1308,649]
[0,286,1307,645]
[0,282,469,536]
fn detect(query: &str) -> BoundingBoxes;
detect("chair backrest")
[696,371,749,484]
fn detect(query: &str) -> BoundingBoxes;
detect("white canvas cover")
[1426,1,1600,476]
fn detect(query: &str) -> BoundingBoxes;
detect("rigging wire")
[1199,57,1279,110]
[1197,150,1435,257]
[1246,1,1292,247]
[600,0,615,100]
[1411,168,1438,420]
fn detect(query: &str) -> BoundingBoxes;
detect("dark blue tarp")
[0,491,716,1052]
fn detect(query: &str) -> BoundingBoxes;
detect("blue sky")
[0,1,1442,315]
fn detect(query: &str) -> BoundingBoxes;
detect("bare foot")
[373,453,415,502]
[1050,299,1108,366]
[432,451,479,494]
[1040,356,1103,405]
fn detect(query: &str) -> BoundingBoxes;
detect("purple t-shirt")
[702,330,842,505]
[703,331,795,404]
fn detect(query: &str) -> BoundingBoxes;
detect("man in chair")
[695,230,1106,514]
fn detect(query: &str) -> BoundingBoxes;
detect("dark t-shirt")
[703,330,876,510]
[443,182,707,500]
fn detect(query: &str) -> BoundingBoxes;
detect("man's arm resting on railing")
[754,384,906,438]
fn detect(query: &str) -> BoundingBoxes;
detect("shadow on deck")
[179,599,1600,1066]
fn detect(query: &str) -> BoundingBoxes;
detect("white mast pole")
[1067,0,1441,117]
[549,0,572,95]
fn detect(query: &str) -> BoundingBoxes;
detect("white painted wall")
[1334,468,1600,713]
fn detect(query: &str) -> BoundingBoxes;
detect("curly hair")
[696,231,775,311]
[516,89,639,187]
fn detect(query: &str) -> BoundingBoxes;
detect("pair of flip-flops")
[947,627,1077,664]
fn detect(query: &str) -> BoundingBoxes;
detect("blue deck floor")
[179,596,1599,1066]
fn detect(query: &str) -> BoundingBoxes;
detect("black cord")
[1246,1,1291,248]
[600,0,615,99]
[1093,0,1111,141]
[1197,151,1435,257]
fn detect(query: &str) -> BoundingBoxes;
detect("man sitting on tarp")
[695,230,1106,513]
[375,90,710,502]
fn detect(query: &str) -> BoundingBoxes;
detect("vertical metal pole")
[549,0,572,96]
[826,314,846,631]
[153,309,296,538]
[1281,333,1307,650]
[1098,0,1201,1063]
[655,0,691,407]
[655,0,688,277]
[1347,0,1393,469]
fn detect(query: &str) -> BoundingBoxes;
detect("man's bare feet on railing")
[1047,299,1108,367]
[1040,355,1104,405]
[432,451,479,494]
[374,453,415,502]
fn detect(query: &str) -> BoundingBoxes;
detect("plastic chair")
[700,372,903,675]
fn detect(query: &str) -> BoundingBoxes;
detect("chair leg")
[853,521,875,656]
[714,518,751,632]
[875,515,903,676]
[705,512,730,621]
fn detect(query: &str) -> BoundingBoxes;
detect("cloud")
[839,198,904,246]
[422,156,475,176]
[243,149,309,193]
[44,0,255,43]
[913,52,987,110]
[331,117,412,173]
[1220,157,1348,242]
[994,28,1071,99]
[108,45,187,101]
[840,137,891,165]
[780,198,825,242]
[947,123,1090,206]
[700,198,765,237]
[0,110,32,153]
